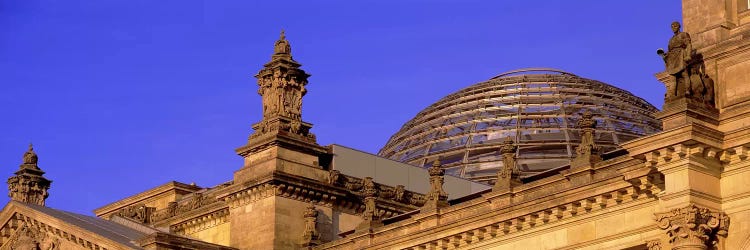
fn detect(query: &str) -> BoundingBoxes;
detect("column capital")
[654,204,729,249]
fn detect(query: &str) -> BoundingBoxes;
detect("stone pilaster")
[654,204,729,250]
[421,160,449,212]
[7,144,52,206]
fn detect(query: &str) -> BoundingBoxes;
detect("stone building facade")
[1,1,750,249]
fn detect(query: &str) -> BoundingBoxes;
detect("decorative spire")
[494,137,521,191]
[422,159,449,211]
[246,31,316,144]
[8,144,52,206]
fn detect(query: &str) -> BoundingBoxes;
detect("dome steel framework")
[378,68,661,184]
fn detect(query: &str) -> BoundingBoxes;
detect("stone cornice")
[169,207,229,235]
[316,155,665,249]
[236,130,327,157]
[94,181,201,217]
[622,123,723,157]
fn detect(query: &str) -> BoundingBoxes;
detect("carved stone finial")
[422,160,449,211]
[274,29,291,56]
[494,137,521,191]
[301,204,320,247]
[654,204,730,249]
[8,144,52,206]
[572,110,602,168]
[22,143,38,166]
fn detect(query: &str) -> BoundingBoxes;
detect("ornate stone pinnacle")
[9,144,52,206]
[654,204,729,249]
[245,31,317,144]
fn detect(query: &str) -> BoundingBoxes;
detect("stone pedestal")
[656,98,718,131]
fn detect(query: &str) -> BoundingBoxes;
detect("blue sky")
[0,1,681,214]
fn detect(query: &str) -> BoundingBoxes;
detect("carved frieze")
[150,192,218,223]
[5,223,61,250]
[113,204,154,223]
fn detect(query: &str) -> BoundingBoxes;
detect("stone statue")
[657,21,692,102]
[23,144,38,165]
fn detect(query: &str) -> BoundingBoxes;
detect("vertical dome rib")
[378,68,661,184]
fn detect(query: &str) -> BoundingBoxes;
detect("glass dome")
[378,68,661,184]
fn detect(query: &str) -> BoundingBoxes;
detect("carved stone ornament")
[114,204,154,223]
[646,239,662,250]
[361,177,378,198]
[654,204,729,249]
[149,192,217,223]
[7,223,61,250]
[328,170,341,186]
[301,204,320,246]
